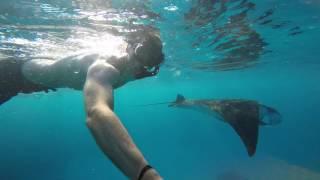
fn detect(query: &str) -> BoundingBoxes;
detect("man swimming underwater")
[0,27,164,180]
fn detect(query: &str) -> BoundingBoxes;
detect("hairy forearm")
[86,105,148,179]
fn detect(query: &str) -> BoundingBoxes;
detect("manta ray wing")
[173,95,280,156]
[212,100,260,156]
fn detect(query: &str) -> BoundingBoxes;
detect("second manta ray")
[169,94,282,157]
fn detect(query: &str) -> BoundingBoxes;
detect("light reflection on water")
[0,0,318,72]
[0,0,154,61]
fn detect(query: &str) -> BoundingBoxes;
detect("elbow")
[85,105,113,128]
[86,114,95,129]
[86,106,101,128]
[85,106,98,128]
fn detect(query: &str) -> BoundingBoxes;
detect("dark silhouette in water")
[169,94,282,157]
[289,26,303,36]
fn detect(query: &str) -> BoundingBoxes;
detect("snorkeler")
[0,27,164,180]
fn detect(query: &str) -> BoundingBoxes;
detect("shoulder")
[87,61,120,86]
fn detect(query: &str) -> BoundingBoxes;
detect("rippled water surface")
[0,0,320,179]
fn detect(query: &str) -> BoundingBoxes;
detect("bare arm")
[84,62,161,179]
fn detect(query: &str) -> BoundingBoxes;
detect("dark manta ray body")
[170,94,282,157]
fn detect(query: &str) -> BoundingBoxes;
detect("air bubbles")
[173,70,181,77]
[164,5,179,12]
[0,15,6,20]
[18,54,26,58]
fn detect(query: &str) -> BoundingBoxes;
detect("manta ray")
[169,94,282,157]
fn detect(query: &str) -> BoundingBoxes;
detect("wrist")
[141,169,162,180]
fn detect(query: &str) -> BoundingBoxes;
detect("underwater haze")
[1,0,320,179]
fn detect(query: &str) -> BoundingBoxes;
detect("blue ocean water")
[0,0,320,179]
